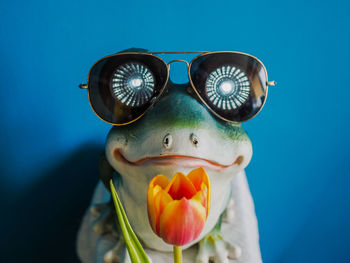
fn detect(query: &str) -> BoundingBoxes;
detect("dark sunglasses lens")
[190,52,267,122]
[88,54,168,125]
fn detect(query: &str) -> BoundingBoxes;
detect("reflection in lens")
[111,62,155,107]
[205,65,250,110]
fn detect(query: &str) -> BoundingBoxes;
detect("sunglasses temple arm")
[267,81,277,86]
[79,84,88,89]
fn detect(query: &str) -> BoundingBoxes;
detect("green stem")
[173,246,182,263]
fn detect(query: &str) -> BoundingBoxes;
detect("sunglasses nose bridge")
[166,59,191,84]
[167,59,190,69]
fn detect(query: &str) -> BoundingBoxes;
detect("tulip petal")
[147,175,169,234]
[149,174,169,189]
[147,187,159,233]
[154,187,173,213]
[153,188,173,234]
[188,167,210,212]
[187,167,210,190]
[190,184,209,216]
[159,197,206,246]
[165,172,197,200]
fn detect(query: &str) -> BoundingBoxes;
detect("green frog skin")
[77,81,262,263]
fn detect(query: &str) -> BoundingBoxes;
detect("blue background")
[1,0,349,262]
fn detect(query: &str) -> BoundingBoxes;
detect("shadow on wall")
[2,144,103,263]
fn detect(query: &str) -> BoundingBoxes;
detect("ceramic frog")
[77,49,268,263]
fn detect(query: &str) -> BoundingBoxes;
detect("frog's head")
[103,49,252,181]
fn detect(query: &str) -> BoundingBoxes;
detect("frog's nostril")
[190,133,199,147]
[163,134,173,149]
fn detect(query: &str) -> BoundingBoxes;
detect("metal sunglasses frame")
[80,51,276,126]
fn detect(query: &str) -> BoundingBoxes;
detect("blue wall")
[1,0,349,262]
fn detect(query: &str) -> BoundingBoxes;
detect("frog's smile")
[113,148,243,171]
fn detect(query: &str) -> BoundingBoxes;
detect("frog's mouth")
[113,149,243,171]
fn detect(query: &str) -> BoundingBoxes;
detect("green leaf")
[110,179,150,263]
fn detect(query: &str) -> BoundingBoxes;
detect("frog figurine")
[77,48,275,263]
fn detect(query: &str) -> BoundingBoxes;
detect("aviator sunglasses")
[80,51,276,125]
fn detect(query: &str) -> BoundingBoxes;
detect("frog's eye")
[205,65,250,110]
[111,62,155,107]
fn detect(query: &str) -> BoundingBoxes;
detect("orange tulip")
[147,167,210,246]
